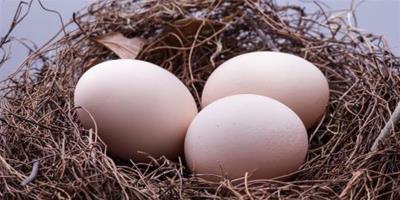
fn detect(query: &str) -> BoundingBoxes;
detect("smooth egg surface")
[202,51,329,128]
[74,59,198,162]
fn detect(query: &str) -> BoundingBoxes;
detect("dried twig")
[20,159,39,186]
[0,0,399,199]
[371,102,400,151]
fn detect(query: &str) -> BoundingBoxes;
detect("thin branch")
[20,159,39,186]
[371,102,400,151]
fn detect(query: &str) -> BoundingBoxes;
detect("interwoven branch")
[0,0,399,199]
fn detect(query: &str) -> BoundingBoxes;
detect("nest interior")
[1,0,400,199]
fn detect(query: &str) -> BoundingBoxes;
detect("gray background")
[1,0,399,80]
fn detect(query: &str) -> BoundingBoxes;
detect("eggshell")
[201,51,329,128]
[74,59,198,162]
[185,94,308,181]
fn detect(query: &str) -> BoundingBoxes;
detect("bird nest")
[1,0,400,199]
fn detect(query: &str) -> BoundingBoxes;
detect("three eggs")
[74,51,329,180]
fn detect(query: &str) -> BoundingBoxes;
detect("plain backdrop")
[1,0,399,80]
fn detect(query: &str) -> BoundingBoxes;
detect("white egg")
[74,59,198,162]
[202,51,330,128]
[185,94,308,181]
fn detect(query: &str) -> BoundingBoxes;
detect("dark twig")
[0,0,399,199]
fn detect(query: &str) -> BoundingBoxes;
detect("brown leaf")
[94,32,145,59]
[171,18,224,36]
[163,18,225,46]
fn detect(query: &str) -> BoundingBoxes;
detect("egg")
[74,59,198,162]
[185,94,308,181]
[202,51,329,128]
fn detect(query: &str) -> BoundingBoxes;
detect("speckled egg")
[185,94,308,180]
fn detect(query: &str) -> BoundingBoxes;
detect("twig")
[244,172,254,200]
[1,0,399,198]
[339,170,363,199]
[20,159,39,186]
[0,0,33,47]
[371,101,400,151]
[38,0,67,36]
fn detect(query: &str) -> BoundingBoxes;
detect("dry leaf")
[171,18,225,37]
[94,32,145,59]
[163,18,225,46]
